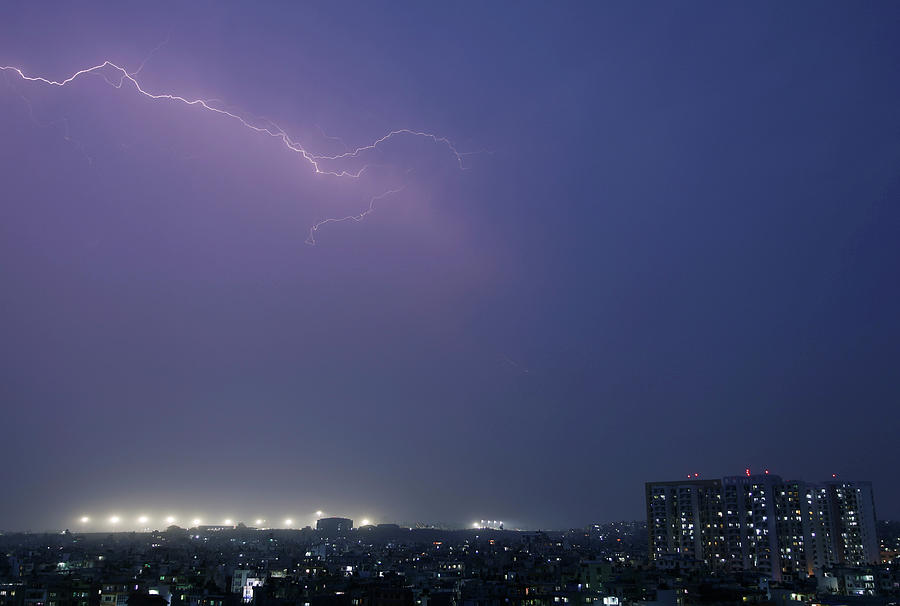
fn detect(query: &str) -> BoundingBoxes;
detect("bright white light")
[109,516,120,524]
[284,519,293,527]
[138,516,149,524]
[473,522,480,528]
[80,516,90,524]
[361,518,371,526]
[165,516,175,524]
[224,519,233,525]
[315,510,323,517]
[255,519,263,525]
[192,518,202,526]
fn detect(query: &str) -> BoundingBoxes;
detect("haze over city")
[2,1,899,534]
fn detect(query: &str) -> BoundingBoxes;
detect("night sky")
[1,2,899,531]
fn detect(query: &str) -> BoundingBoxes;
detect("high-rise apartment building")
[722,474,811,581]
[646,479,725,568]
[820,481,879,566]
[647,474,879,581]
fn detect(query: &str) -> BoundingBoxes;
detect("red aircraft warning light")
[745,468,751,477]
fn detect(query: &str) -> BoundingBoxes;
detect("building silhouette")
[646,474,879,580]
[315,517,353,537]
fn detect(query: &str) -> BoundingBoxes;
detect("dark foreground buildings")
[0,490,897,606]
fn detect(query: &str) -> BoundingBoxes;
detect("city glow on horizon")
[69,511,519,531]
[71,511,496,531]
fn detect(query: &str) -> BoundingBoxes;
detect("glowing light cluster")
[0,53,471,243]
[73,509,330,530]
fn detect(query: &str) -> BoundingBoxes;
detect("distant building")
[316,517,353,536]
[814,480,879,567]
[645,479,725,569]
[197,525,237,532]
[722,473,810,581]
[231,570,263,603]
[647,474,880,581]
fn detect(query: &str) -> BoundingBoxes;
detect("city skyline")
[2,516,897,605]
[2,470,885,534]
[2,2,900,531]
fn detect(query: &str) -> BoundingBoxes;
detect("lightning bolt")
[306,186,407,246]
[1,54,472,243]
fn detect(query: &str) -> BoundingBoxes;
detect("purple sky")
[1,1,899,531]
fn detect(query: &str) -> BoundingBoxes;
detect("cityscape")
[2,2,899,606]
[2,474,899,606]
